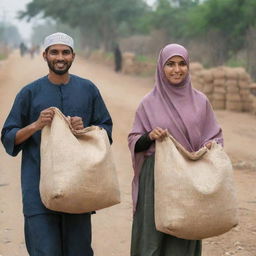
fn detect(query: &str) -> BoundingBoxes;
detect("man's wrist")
[31,121,41,132]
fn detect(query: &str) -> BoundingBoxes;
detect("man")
[1,32,112,256]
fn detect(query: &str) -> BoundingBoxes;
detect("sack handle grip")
[167,132,208,161]
[51,107,101,136]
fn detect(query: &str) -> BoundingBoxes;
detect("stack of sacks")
[190,62,204,92]
[234,67,252,112]
[122,52,136,74]
[250,84,256,114]
[200,69,214,102]
[191,65,253,112]
[211,67,226,110]
[224,67,242,111]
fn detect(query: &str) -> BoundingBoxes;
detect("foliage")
[30,19,82,49]
[19,0,147,50]
[186,0,256,55]
[135,0,200,41]
[0,53,6,60]
[19,0,256,70]
[149,0,256,65]
[0,22,21,47]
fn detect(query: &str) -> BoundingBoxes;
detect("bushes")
[0,45,9,61]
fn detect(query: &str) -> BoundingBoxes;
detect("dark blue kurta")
[1,74,113,217]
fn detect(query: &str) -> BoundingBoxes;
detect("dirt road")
[0,51,255,256]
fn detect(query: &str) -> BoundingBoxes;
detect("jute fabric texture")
[154,133,238,240]
[131,155,201,256]
[40,107,120,213]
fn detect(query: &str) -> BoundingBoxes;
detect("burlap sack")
[213,67,226,79]
[212,92,226,100]
[225,68,238,80]
[226,101,242,111]
[203,83,213,94]
[212,100,225,110]
[200,70,213,83]
[40,107,120,213]
[226,80,238,88]
[190,62,203,72]
[213,86,226,94]
[213,78,226,87]
[154,134,238,240]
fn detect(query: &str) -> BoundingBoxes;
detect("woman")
[128,44,223,255]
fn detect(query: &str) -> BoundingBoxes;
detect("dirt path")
[0,51,255,256]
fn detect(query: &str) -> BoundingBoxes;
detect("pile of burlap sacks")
[122,52,155,76]
[190,63,256,114]
[92,51,256,114]
[250,83,256,114]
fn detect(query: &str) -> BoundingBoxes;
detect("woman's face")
[163,55,188,85]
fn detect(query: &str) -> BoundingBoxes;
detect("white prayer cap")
[43,32,74,50]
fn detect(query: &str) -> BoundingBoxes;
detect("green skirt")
[131,154,201,256]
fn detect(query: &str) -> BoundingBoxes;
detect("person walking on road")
[114,43,122,72]
[1,32,112,256]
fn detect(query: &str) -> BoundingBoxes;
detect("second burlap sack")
[40,107,120,214]
[155,134,238,240]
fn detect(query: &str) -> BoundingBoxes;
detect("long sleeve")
[135,132,154,152]
[1,90,29,156]
[91,89,113,144]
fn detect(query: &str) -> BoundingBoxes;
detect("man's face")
[43,44,75,75]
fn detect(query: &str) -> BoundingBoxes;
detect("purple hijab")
[128,44,223,213]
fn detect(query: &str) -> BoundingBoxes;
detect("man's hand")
[15,107,55,145]
[149,127,168,141]
[34,108,55,131]
[70,116,84,130]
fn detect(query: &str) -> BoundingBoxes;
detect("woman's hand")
[205,141,212,149]
[149,127,168,141]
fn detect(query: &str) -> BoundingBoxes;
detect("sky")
[0,0,156,42]
[0,0,34,41]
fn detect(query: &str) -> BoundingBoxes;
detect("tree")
[30,19,82,50]
[0,22,21,47]
[187,0,256,56]
[19,0,147,51]
[148,0,199,40]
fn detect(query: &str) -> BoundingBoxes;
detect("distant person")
[114,43,122,72]
[29,45,36,59]
[128,43,223,256]
[1,32,112,256]
[19,42,27,57]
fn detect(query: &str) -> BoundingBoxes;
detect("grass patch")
[225,57,246,68]
[0,53,7,60]
[135,55,155,64]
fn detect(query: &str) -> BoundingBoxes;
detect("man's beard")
[46,59,72,75]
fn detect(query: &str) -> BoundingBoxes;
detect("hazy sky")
[0,0,156,42]
[0,0,33,41]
